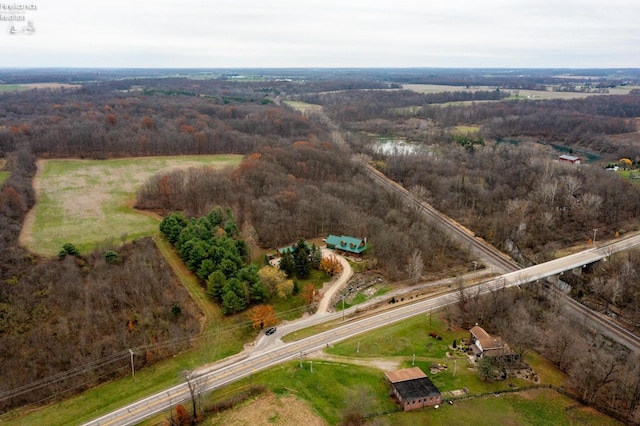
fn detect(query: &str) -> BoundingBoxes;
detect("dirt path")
[18,159,44,248]
[154,235,216,328]
[308,350,401,372]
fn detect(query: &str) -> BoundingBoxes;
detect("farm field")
[0,83,81,91]
[403,83,634,100]
[283,100,323,114]
[0,84,28,92]
[20,155,242,256]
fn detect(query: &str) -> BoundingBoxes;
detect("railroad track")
[364,163,640,353]
[364,164,517,272]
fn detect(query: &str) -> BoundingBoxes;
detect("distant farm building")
[384,367,442,411]
[325,235,366,255]
[469,325,513,359]
[558,154,581,165]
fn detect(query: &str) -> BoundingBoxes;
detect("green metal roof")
[277,245,295,255]
[325,235,366,254]
[277,241,310,255]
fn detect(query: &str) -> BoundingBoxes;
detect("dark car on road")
[265,327,277,336]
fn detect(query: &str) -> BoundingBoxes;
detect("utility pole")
[342,295,345,322]
[310,361,313,373]
[454,359,457,377]
[412,354,415,365]
[299,351,302,368]
[129,349,135,381]
[357,341,360,353]
[593,228,598,245]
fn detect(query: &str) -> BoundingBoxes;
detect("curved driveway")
[316,248,353,314]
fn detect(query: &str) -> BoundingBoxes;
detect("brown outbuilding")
[384,367,442,411]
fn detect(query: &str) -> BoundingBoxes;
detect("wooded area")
[136,140,469,279]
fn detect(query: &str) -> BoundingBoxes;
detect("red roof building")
[559,154,581,165]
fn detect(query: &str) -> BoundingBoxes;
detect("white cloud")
[2,0,639,67]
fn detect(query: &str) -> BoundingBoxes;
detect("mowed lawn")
[380,388,622,426]
[23,155,242,256]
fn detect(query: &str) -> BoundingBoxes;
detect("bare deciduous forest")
[2,68,640,422]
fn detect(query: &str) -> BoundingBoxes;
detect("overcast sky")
[2,0,639,68]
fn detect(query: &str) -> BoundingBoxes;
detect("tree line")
[0,82,330,159]
[297,88,508,122]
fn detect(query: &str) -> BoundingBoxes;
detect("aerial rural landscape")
[0,67,640,426]
[1,1,640,425]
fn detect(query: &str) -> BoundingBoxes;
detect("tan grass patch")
[404,83,628,100]
[208,392,327,426]
[23,83,81,90]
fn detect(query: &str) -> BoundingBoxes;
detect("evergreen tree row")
[278,239,322,279]
[160,207,266,314]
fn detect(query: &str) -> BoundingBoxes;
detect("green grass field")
[0,84,28,92]
[0,171,8,186]
[175,355,615,426]
[616,169,640,183]
[24,155,242,256]
[327,315,464,359]
[196,361,397,425]
[379,388,621,426]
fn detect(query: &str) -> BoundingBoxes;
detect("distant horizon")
[1,66,640,70]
